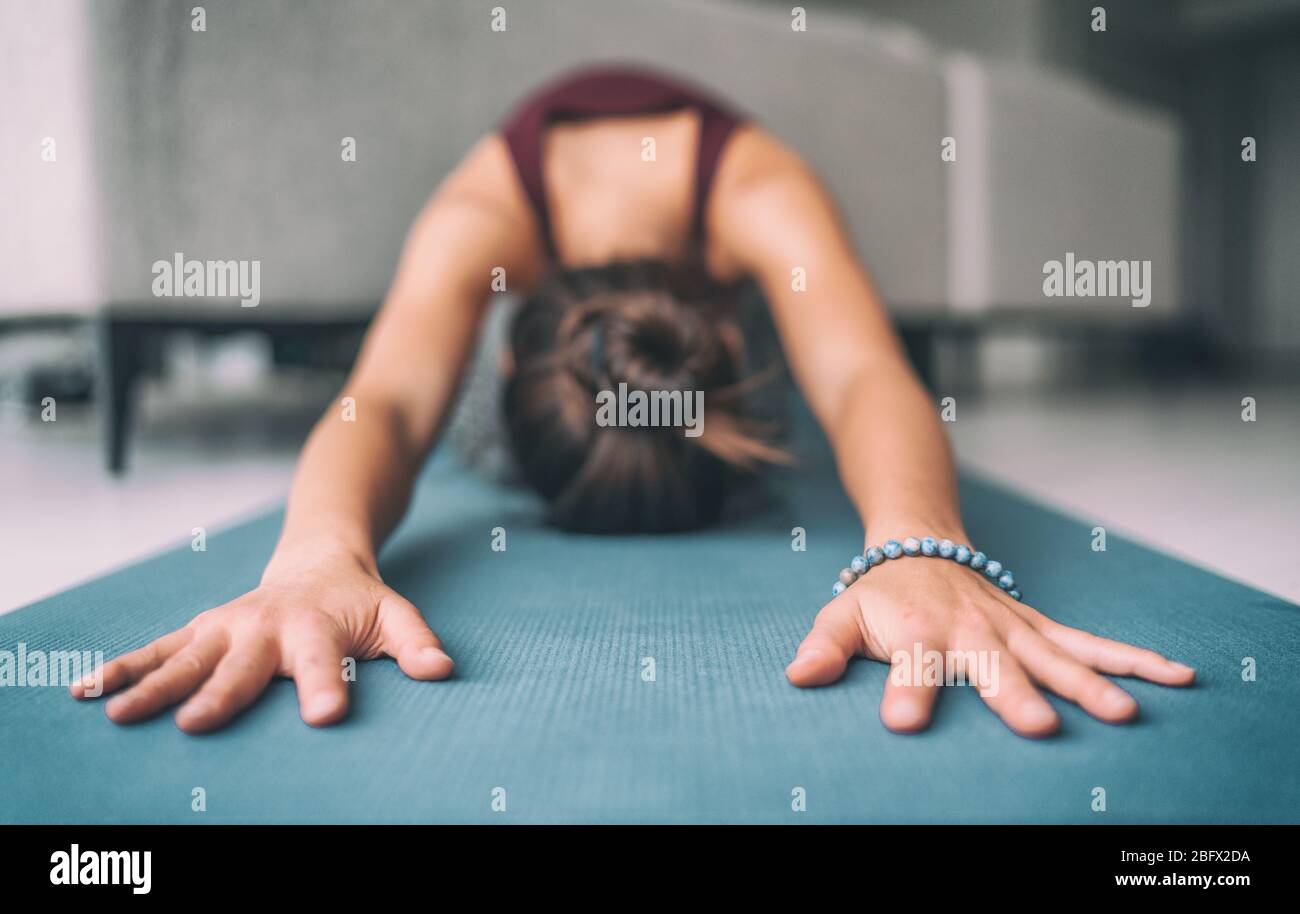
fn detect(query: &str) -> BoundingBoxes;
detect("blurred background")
[2,0,1297,611]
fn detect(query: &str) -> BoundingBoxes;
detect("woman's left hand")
[785,555,1196,737]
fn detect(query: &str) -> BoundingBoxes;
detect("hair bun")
[506,259,787,534]
[552,262,732,398]
[593,289,723,395]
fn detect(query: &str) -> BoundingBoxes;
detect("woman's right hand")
[68,545,453,733]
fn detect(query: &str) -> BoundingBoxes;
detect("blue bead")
[882,540,903,559]
[838,568,858,586]
[850,554,868,574]
[970,551,987,570]
[938,539,956,558]
[983,559,1003,579]
[997,571,1015,590]
[902,536,921,556]
[865,546,885,566]
[832,581,846,596]
[1007,588,1022,601]
[920,536,938,556]
[953,544,972,564]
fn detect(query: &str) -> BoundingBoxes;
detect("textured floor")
[1,450,1297,824]
[3,380,1296,613]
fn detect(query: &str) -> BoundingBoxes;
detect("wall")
[0,0,101,314]
[81,0,948,312]
[849,0,1300,352]
[1246,38,1300,353]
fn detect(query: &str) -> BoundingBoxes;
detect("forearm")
[267,397,426,577]
[825,359,967,547]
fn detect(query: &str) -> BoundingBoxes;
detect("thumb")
[378,591,454,681]
[785,596,864,688]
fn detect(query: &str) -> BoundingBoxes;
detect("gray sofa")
[1,0,1184,469]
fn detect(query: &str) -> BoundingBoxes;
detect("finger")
[378,592,453,681]
[1004,622,1138,723]
[785,594,864,688]
[285,628,350,727]
[958,627,1060,738]
[70,627,193,699]
[174,633,279,733]
[1030,614,1196,686]
[104,633,227,724]
[879,644,942,733]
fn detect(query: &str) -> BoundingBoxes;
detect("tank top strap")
[500,65,744,260]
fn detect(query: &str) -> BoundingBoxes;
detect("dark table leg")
[99,317,140,475]
[900,327,936,391]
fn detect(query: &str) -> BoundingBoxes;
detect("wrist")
[832,529,1021,600]
[264,532,379,583]
[862,516,969,550]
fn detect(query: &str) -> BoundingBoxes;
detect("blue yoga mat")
[2,446,1297,823]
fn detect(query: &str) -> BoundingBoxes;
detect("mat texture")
[2,446,1297,823]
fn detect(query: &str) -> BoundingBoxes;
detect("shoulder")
[415,134,546,289]
[715,126,810,191]
[436,134,531,226]
[709,126,845,275]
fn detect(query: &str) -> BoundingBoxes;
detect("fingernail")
[1105,688,1137,714]
[303,694,343,721]
[420,647,452,665]
[899,695,929,718]
[1023,702,1057,729]
[180,700,213,721]
[105,696,128,718]
[1170,661,1195,674]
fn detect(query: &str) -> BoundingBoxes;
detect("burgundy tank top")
[500,65,745,262]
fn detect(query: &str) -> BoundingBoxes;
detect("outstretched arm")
[712,129,1194,737]
[72,136,543,732]
[712,130,964,552]
[273,137,541,571]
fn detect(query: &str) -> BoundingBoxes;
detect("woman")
[71,65,1194,736]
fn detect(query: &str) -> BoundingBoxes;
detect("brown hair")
[503,260,786,533]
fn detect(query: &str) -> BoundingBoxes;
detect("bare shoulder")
[428,135,532,231]
[714,126,814,195]
[438,135,520,208]
[709,126,843,273]
[413,133,546,289]
[712,126,832,217]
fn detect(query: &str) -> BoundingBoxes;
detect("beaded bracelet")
[831,536,1022,601]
